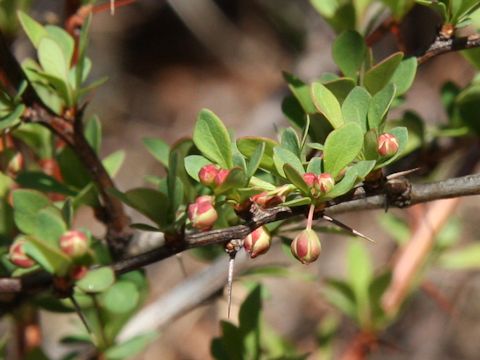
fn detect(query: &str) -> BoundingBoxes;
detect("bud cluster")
[243,226,272,258]
[303,172,334,197]
[188,195,218,231]
[198,164,230,188]
[377,133,399,157]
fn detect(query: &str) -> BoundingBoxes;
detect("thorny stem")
[227,252,236,319]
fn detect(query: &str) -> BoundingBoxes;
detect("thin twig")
[418,33,480,64]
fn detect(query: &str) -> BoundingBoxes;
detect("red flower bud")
[59,230,90,258]
[188,195,218,231]
[198,164,219,187]
[317,173,334,193]
[303,173,334,197]
[250,192,285,208]
[214,169,230,187]
[39,158,63,181]
[243,226,272,258]
[290,229,321,264]
[377,133,399,157]
[7,153,24,176]
[303,173,317,187]
[71,265,88,280]
[9,240,35,268]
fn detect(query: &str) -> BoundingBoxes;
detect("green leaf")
[143,138,170,168]
[0,104,25,131]
[332,30,366,79]
[13,189,51,234]
[101,281,139,314]
[368,83,396,130]
[76,267,115,293]
[237,137,278,172]
[342,86,371,133]
[18,11,47,48]
[103,150,125,178]
[273,147,304,177]
[311,82,344,129]
[280,128,301,158]
[323,123,363,177]
[38,37,68,81]
[323,279,357,318]
[283,72,316,113]
[246,143,265,178]
[282,197,311,207]
[323,78,356,103]
[76,14,91,88]
[184,155,212,182]
[45,26,74,69]
[24,236,71,276]
[347,241,372,326]
[34,207,67,246]
[15,171,76,196]
[215,167,247,195]
[439,244,480,269]
[389,57,417,96]
[104,332,157,360]
[109,188,169,228]
[306,157,323,174]
[364,52,403,94]
[84,115,102,154]
[282,95,308,130]
[324,166,358,199]
[283,164,309,194]
[193,109,232,168]
[351,160,376,180]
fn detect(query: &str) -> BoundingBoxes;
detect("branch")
[3,173,480,299]
[418,33,480,64]
[0,28,132,258]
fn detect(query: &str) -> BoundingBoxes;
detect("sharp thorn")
[227,252,236,319]
[386,167,421,179]
[175,254,188,278]
[69,295,93,336]
[110,0,115,15]
[321,215,376,243]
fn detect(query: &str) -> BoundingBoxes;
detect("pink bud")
[72,265,88,280]
[9,240,35,268]
[188,195,218,231]
[250,191,285,208]
[290,229,321,264]
[303,173,317,187]
[198,164,219,187]
[243,226,272,258]
[317,173,334,193]
[7,153,24,176]
[59,230,90,258]
[214,169,230,187]
[377,133,399,157]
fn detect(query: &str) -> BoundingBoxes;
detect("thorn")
[386,167,421,180]
[69,295,93,336]
[110,0,115,15]
[175,254,188,278]
[321,214,376,243]
[227,251,236,319]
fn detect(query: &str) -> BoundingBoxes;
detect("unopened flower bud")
[243,226,272,258]
[198,164,219,187]
[9,240,35,268]
[40,158,63,181]
[317,173,334,193]
[377,133,399,157]
[7,153,23,176]
[250,191,284,208]
[59,230,90,258]
[303,173,317,187]
[188,195,218,231]
[291,229,321,264]
[214,169,230,187]
[72,265,88,280]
